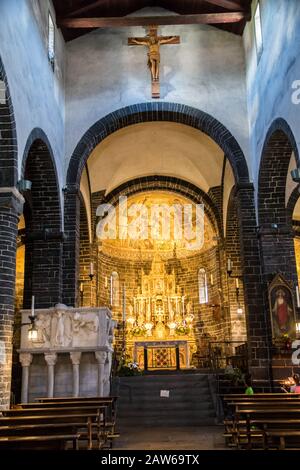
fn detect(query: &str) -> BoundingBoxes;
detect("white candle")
[235,278,239,289]
[110,276,113,305]
[90,262,94,276]
[123,284,126,322]
[31,295,35,317]
[296,286,300,308]
[227,259,232,272]
[80,282,84,293]
[104,276,108,288]
[210,274,214,286]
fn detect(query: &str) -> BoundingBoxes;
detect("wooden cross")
[128,25,180,99]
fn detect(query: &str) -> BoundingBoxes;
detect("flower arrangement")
[175,325,190,335]
[273,333,293,351]
[130,326,147,337]
[117,356,143,376]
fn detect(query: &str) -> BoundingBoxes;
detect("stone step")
[117,415,216,426]
[117,402,214,413]
[115,373,217,427]
[117,387,211,396]
[117,374,209,383]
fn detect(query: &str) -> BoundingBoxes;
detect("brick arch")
[258,118,299,227]
[102,175,222,237]
[287,186,300,225]
[0,56,17,186]
[66,103,249,187]
[0,57,20,409]
[258,118,299,292]
[22,131,62,308]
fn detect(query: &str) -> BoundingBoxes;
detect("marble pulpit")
[18,304,116,403]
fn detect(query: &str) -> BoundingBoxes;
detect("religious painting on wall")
[268,274,296,343]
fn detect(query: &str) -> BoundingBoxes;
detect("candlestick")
[110,275,113,306]
[122,284,126,322]
[296,286,300,308]
[90,262,94,276]
[227,258,232,273]
[31,295,35,317]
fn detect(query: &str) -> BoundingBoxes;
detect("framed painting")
[268,274,296,342]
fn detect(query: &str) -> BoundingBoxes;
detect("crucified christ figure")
[128,26,180,97]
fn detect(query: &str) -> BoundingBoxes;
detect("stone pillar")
[0,189,24,409]
[258,224,298,286]
[235,184,272,386]
[95,351,107,397]
[44,353,57,398]
[19,353,33,404]
[63,185,81,307]
[70,351,81,397]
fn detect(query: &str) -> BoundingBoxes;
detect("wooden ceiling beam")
[58,12,246,28]
[204,0,244,10]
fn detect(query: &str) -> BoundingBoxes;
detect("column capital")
[19,352,33,367]
[63,183,81,197]
[0,187,24,215]
[95,351,107,364]
[70,351,81,366]
[44,353,57,367]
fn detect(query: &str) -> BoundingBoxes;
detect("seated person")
[290,373,300,393]
[245,374,254,395]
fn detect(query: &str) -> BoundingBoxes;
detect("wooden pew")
[223,395,300,450]
[33,396,119,447]
[235,406,300,450]
[0,407,106,450]
[0,433,81,450]
[13,403,114,449]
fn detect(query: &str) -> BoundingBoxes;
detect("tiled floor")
[114,426,227,450]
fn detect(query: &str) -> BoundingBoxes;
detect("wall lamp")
[291,168,300,183]
[17,179,32,193]
[14,315,37,343]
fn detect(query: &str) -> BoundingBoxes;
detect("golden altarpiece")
[125,254,197,369]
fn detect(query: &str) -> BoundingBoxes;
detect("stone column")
[0,189,24,410]
[44,353,57,398]
[95,351,107,396]
[19,353,33,404]
[70,351,81,397]
[63,185,81,307]
[236,184,272,386]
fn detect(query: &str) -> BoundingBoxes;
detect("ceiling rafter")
[58,12,246,29]
[66,0,112,18]
[204,0,244,10]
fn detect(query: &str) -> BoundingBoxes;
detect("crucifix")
[128,25,180,99]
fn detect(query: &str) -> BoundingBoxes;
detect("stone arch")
[22,130,62,308]
[102,175,222,237]
[0,55,17,187]
[258,118,299,227]
[0,56,20,409]
[67,103,249,187]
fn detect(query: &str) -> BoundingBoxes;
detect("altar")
[125,254,197,369]
[133,340,191,370]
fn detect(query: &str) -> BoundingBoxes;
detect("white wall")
[0,0,65,192]
[65,8,250,179]
[244,0,300,189]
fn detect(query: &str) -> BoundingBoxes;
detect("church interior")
[1,0,300,452]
